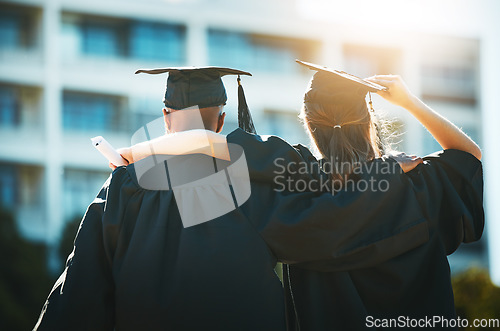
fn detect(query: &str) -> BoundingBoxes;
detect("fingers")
[376,90,391,98]
[117,147,132,164]
[402,156,423,173]
[109,162,117,171]
[386,151,423,173]
[387,151,406,157]
[367,75,400,82]
[366,75,402,88]
[370,75,400,80]
[120,155,130,165]
[366,77,395,88]
[407,154,423,162]
[410,157,423,165]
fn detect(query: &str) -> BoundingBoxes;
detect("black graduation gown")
[34,129,430,331]
[284,149,484,331]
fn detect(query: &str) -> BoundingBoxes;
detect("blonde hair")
[300,99,387,182]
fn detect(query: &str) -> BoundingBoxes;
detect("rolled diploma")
[91,136,127,166]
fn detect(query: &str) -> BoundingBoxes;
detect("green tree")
[453,268,500,330]
[58,215,82,264]
[0,207,53,331]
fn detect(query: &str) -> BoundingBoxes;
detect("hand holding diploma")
[95,130,230,170]
[91,136,128,168]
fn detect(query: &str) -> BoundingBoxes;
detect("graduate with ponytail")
[284,61,484,331]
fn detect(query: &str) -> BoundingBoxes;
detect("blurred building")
[0,0,489,272]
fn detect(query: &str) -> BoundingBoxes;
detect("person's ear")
[163,108,171,132]
[216,112,226,133]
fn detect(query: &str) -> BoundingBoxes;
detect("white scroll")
[90,136,127,166]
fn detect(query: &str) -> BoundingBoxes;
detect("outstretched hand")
[366,75,416,109]
[387,151,423,173]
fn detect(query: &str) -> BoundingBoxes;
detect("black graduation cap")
[296,60,387,106]
[135,66,256,134]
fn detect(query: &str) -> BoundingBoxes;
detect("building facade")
[0,0,491,273]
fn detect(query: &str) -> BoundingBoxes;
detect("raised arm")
[226,129,429,271]
[249,157,430,271]
[366,75,482,160]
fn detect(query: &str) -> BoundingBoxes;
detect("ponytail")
[301,102,386,182]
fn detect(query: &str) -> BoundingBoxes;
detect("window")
[208,29,318,74]
[0,86,19,126]
[130,21,186,63]
[0,13,21,49]
[129,97,164,133]
[63,169,109,221]
[81,19,127,57]
[265,110,309,145]
[0,5,37,50]
[69,14,187,63]
[420,36,479,105]
[63,92,125,132]
[0,164,17,210]
[420,63,477,104]
[343,44,401,78]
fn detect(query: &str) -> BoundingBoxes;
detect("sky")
[297,0,498,38]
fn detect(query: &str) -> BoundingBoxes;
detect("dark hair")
[300,97,389,181]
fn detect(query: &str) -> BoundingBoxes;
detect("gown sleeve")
[227,129,430,272]
[250,158,429,271]
[405,149,484,255]
[34,167,134,331]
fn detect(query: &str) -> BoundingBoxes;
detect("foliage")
[0,207,53,331]
[58,215,83,264]
[452,267,500,330]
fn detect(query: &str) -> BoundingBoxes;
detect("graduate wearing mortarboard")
[282,61,484,330]
[35,66,433,331]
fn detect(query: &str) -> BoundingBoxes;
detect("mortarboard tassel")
[237,76,257,134]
